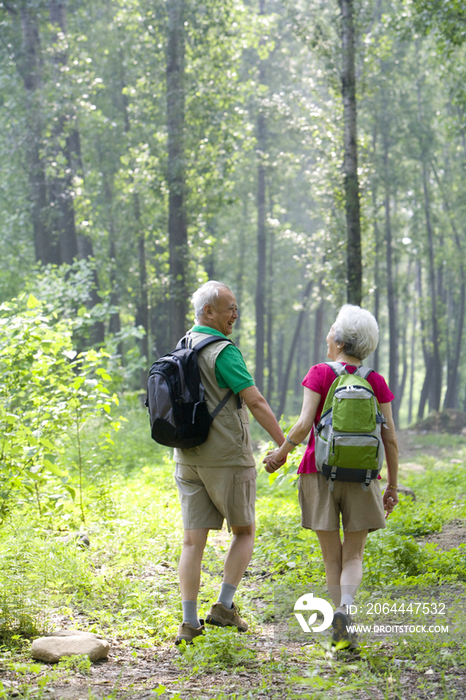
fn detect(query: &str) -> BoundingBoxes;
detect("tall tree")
[381,105,399,424]
[166,0,188,346]
[255,0,267,392]
[48,0,79,265]
[15,2,55,264]
[339,0,362,305]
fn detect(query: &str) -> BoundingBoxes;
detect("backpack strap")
[325,361,347,377]
[177,332,237,417]
[194,334,234,352]
[355,365,373,381]
[326,361,373,381]
[177,332,235,352]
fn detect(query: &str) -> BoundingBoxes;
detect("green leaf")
[26,294,40,309]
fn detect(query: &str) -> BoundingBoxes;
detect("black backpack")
[146,334,235,448]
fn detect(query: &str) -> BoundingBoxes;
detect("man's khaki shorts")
[175,464,257,530]
[299,472,386,532]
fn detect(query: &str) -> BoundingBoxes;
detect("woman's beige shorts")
[299,472,386,532]
[175,463,256,530]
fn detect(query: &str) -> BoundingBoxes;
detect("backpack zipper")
[333,385,375,398]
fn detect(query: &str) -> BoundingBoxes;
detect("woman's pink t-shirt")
[298,363,395,475]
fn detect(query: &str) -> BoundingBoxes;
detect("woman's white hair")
[333,304,379,361]
[191,280,230,322]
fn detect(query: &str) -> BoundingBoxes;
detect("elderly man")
[174,280,284,645]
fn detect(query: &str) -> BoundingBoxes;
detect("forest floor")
[1,427,466,700]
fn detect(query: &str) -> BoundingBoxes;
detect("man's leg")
[215,522,255,608]
[178,527,209,626]
[223,522,255,587]
[315,529,342,607]
[205,522,255,631]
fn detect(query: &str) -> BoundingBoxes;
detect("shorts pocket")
[234,469,257,508]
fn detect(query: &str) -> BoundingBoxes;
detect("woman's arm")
[379,401,399,514]
[263,388,321,473]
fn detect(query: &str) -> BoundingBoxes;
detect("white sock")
[340,594,354,608]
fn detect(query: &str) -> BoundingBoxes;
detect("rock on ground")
[31,630,109,663]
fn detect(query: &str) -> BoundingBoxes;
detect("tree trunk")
[277,279,312,418]
[421,160,441,411]
[255,0,267,392]
[398,261,411,408]
[266,223,274,406]
[48,0,79,264]
[382,125,399,424]
[18,5,57,264]
[416,261,432,421]
[340,0,362,306]
[108,238,122,339]
[407,293,417,426]
[134,193,149,387]
[99,155,122,342]
[430,162,465,409]
[443,260,464,410]
[416,69,442,411]
[276,331,284,400]
[312,297,325,366]
[235,208,246,348]
[166,0,188,347]
[372,127,380,373]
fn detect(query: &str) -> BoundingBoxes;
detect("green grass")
[0,406,465,698]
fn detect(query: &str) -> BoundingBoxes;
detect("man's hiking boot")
[331,605,352,647]
[205,602,248,632]
[175,619,205,646]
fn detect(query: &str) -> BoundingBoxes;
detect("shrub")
[0,295,120,522]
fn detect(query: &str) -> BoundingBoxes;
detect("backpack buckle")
[361,469,372,491]
[328,465,337,492]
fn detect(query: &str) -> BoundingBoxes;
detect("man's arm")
[239,385,285,446]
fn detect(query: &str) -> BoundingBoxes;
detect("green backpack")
[314,362,386,490]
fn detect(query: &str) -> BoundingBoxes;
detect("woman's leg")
[316,529,368,607]
[340,529,368,604]
[315,530,342,607]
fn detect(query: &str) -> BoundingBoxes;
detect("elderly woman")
[264,304,399,647]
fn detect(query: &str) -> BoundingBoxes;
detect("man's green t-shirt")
[192,325,255,394]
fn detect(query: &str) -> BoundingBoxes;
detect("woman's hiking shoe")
[331,605,352,647]
[175,619,205,646]
[205,602,248,631]
[348,631,359,651]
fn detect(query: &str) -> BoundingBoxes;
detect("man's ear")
[203,303,214,319]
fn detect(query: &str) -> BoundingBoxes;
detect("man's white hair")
[192,280,230,322]
[333,304,379,361]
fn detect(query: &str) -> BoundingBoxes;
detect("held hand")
[263,449,287,474]
[383,486,399,519]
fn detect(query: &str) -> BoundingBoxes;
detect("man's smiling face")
[202,288,238,336]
